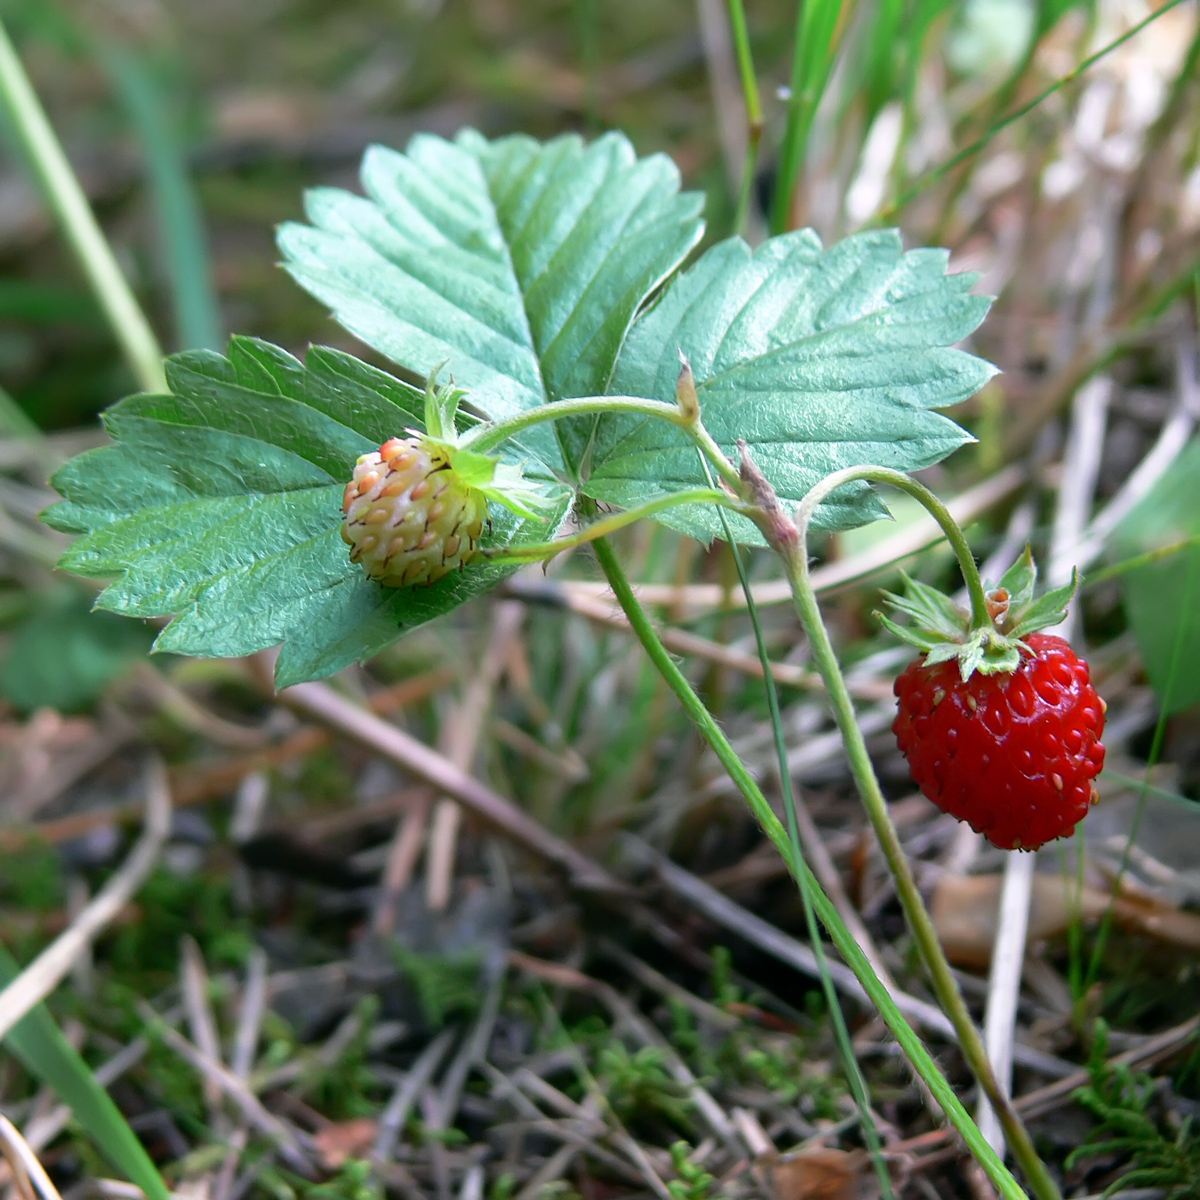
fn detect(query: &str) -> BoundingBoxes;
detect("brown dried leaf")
[313,1118,378,1170]
[757,1148,872,1200]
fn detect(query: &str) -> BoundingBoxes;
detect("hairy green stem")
[809,466,994,626]
[775,465,1060,1200]
[487,487,746,564]
[0,18,166,394]
[592,536,1029,1199]
[464,392,744,491]
[707,471,894,1199]
[464,395,684,451]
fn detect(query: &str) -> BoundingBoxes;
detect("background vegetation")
[0,0,1198,1197]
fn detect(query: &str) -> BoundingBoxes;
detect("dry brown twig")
[0,1116,64,1200]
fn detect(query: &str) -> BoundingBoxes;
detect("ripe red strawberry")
[880,549,1106,850]
[893,633,1105,850]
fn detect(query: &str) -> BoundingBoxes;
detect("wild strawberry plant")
[43,130,994,686]
[42,128,1088,1200]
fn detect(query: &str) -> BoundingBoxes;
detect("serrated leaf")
[44,337,569,685]
[586,229,992,544]
[277,129,704,472]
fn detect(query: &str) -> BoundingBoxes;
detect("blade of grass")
[0,18,165,392]
[0,946,170,1200]
[725,0,763,238]
[771,0,858,234]
[591,536,1030,1199]
[0,765,171,1200]
[95,41,222,352]
[1098,770,1200,811]
[1080,544,1200,1007]
[0,380,42,440]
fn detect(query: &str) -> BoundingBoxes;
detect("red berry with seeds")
[893,633,1105,850]
[879,548,1106,850]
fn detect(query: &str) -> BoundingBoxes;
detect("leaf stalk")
[486,487,748,565]
[462,393,744,491]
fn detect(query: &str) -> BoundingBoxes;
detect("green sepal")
[1007,571,1078,638]
[879,570,970,647]
[461,454,553,521]
[415,374,554,522]
[875,610,943,653]
[963,627,1023,677]
[921,642,963,667]
[878,548,1071,681]
[995,544,1037,610]
[421,370,466,442]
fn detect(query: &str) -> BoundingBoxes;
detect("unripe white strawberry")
[340,377,552,589]
[341,435,489,587]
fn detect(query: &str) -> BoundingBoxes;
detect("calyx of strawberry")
[877,547,1078,680]
[414,376,551,520]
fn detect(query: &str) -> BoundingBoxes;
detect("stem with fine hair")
[486,487,748,564]
[464,393,745,493]
[591,535,1029,1199]
[762,462,1060,1200]
[0,18,166,394]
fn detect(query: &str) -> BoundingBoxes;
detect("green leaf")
[43,337,570,686]
[1112,438,1200,714]
[277,129,705,472]
[586,229,992,545]
[0,945,171,1200]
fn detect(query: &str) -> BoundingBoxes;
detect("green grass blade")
[725,0,763,237]
[0,945,171,1200]
[771,0,857,233]
[1084,546,1200,996]
[0,380,42,439]
[95,41,222,352]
